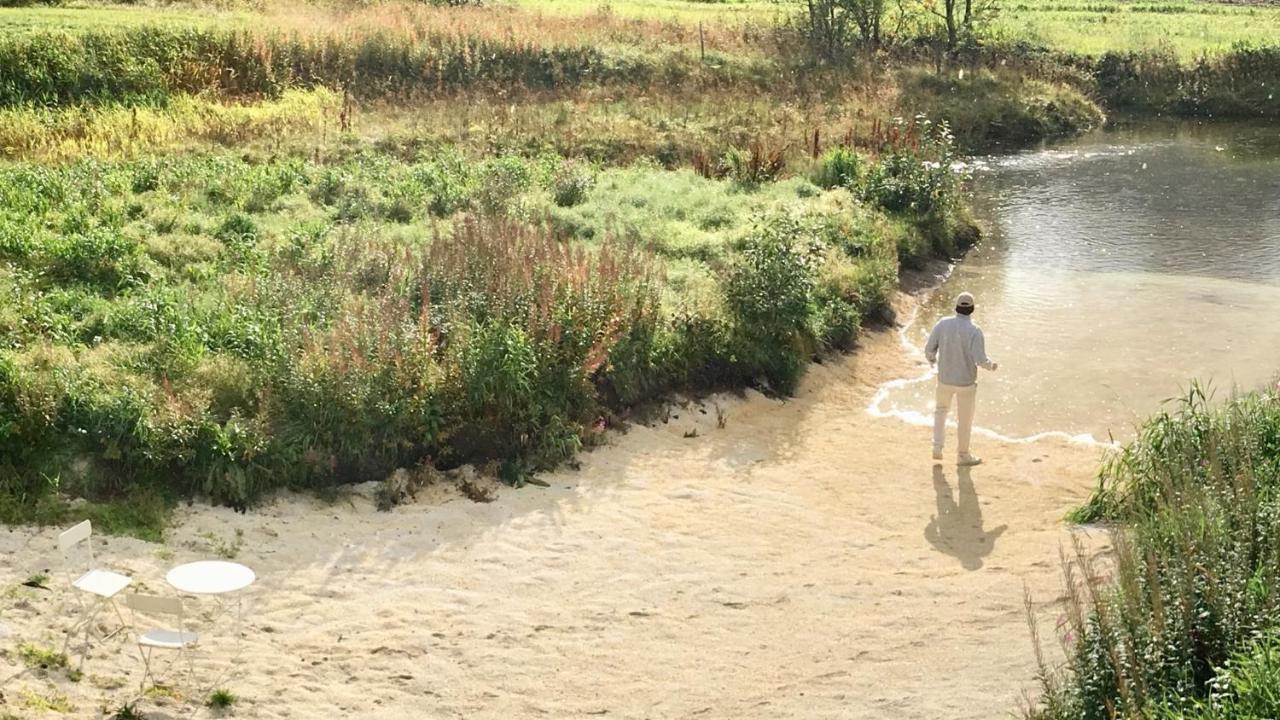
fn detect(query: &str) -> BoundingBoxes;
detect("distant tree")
[797,0,890,58]
[802,0,852,59]
[926,0,959,49]
[926,0,999,50]
[848,0,887,46]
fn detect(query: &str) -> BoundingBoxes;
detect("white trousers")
[933,382,977,454]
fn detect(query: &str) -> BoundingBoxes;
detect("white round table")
[166,561,255,653]
[166,561,255,595]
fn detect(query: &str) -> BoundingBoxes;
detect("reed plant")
[1032,383,1280,719]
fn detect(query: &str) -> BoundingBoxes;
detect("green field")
[0,4,250,32]
[512,0,1280,56]
[995,0,1280,56]
[4,0,1280,56]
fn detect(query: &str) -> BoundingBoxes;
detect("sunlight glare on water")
[876,123,1280,443]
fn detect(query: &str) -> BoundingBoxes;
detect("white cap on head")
[956,291,975,308]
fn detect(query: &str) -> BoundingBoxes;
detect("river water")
[871,122,1280,444]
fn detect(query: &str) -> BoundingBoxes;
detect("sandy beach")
[0,292,1108,720]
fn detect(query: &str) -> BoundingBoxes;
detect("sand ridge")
[0,293,1107,719]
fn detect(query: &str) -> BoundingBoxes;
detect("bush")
[861,117,959,216]
[551,160,596,207]
[1170,637,1280,720]
[1091,46,1280,119]
[475,156,534,215]
[414,149,475,217]
[723,141,787,188]
[724,212,825,393]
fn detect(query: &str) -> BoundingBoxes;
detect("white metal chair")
[124,593,199,691]
[58,520,132,656]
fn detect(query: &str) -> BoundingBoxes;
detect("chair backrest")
[58,520,94,571]
[58,520,92,553]
[125,594,183,618]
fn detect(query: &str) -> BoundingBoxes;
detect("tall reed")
[1033,383,1280,719]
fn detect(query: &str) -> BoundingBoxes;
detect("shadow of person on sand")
[925,466,1007,570]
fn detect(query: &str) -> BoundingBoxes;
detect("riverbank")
[0,290,1108,719]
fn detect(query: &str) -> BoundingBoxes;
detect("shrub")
[427,217,658,476]
[551,160,596,207]
[723,141,787,187]
[214,212,262,267]
[1171,637,1280,719]
[724,212,825,393]
[413,149,475,217]
[1090,47,1280,119]
[475,156,534,215]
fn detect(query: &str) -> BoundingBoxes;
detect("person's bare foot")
[932,448,943,463]
[957,453,983,467]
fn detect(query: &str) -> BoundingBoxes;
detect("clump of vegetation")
[1092,46,1280,118]
[1031,382,1280,719]
[110,703,145,720]
[208,688,238,710]
[20,688,74,713]
[16,643,69,672]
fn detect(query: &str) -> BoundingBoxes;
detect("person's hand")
[990,362,999,372]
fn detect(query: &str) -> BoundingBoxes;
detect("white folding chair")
[58,520,132,657]
[125,593,199,691]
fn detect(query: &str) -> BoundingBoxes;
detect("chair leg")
[60,591,89,657]
[63,594,107,664]
[104,599,128,641]
[138,646,154,693]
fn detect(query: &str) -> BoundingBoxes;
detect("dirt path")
[0,294,1107,720]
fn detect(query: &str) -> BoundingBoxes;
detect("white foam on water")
[864,271,1114,450]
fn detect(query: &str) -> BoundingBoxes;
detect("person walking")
[924,291,997,466]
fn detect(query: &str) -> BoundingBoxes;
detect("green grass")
[19,688,75,713]
[5,0,1278,58]
[207,688,238,710]
[509,0,779,24]
[0,5,249,33]
[995,0,1280,57]
[0,89,341,162]
[109,703,145,720]
[516,0,1280,57]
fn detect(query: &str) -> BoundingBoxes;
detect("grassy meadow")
[996,0,1280,57]
[5,0,1280,55]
